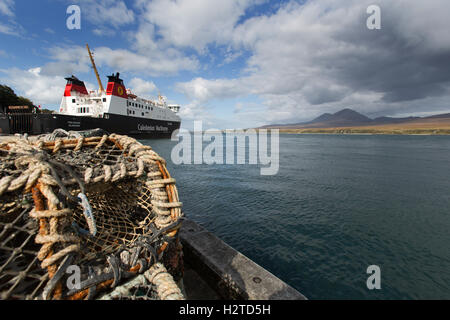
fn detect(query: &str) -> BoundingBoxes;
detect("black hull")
[0,113,180,139]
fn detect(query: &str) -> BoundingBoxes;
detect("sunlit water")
[141,134,450,299]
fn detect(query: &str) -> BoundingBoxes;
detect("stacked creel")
[0,132,184,300]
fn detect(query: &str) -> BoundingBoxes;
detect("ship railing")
[88,92,104,98]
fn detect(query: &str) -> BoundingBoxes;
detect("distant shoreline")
[277,132,450,136]
[263,128,450,135]
[257,108,450,136]
[171,129,450,136]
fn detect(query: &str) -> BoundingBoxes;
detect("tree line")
[0,84,53,113]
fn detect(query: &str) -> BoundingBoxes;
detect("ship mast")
[86,43,104,93]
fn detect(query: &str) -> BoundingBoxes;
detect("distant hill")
[309,108,372,127]
[309,112,333,123]
[260,108,450,129]
[424,113,450,119]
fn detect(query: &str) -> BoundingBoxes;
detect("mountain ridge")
[260,109,450,129]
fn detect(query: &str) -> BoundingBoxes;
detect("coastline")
[273,131,450,136]
[255,127,450,136]
[173,129,450,136]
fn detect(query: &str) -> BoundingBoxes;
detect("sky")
[0,0,450,129]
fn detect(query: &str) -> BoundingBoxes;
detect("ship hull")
[1,113,181,139]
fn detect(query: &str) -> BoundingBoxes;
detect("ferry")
[0,44,181,138]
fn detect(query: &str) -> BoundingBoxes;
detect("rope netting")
[0,132,184,300]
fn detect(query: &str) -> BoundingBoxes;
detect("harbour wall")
[180,218,306,300]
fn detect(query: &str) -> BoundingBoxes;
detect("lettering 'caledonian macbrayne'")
[138,124,169,132]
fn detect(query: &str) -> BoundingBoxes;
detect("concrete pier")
[180,218,307,300]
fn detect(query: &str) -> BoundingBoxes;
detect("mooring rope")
[99,263,184,300]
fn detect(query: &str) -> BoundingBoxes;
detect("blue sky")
[1,0,450,129]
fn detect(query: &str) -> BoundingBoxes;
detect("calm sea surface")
[141,134,450,299]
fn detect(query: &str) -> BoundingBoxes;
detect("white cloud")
[92,28,115,37]
[0,0,24,36]
[177,100,220,130]
[178,101,207,121]
[176,77,249,102]
[139,0,261,52]
[222,50,244,65]
[40,46,92,76]
[41,0,254,82]
[44,27,55,34]
[40,44,199,78]
[0,66,97,108]
[128,77,157,98]
[73,0,134,29]
[0,22,18,35]
[94,46,198,75]
[0,67,66,105]
[0,0,14,17]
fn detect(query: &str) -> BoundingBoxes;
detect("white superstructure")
[59,74,181,123]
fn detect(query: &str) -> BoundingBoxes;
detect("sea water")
[142,134,450,299]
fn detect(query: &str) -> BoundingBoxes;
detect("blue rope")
[77,193,96,236]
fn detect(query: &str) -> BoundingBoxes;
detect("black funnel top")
[65,75,85,87]
[107,72,124,86]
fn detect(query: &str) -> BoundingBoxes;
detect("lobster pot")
[0,134,184,300]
